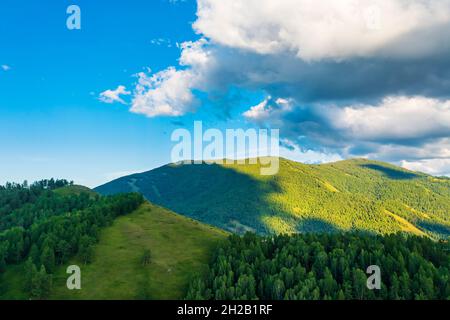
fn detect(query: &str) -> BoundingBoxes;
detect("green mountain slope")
[95,158,450,238]
[1,202,227,300]
[51,202,227,300]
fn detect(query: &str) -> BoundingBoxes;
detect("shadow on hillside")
[418,221,450,238]
[297,218,341,234]
[131,162,304,235]
[360,164,419,180]
[104,161,346,235]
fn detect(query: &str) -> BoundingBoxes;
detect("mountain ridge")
[98,157,433,185]
[95,157,450,238]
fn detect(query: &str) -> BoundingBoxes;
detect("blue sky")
[2,0,450,187]
[0,0,249,187]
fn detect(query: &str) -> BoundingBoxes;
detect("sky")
[1,0,450,187]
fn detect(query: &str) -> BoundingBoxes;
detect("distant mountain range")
[95,158,450,239]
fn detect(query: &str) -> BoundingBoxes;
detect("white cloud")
[106,0,450,176]
[357,137,450,163]
[99,85,131,104]
[330,96,450,141]
[280,140,343,164]
[242,95,450,176]
[243,97,293,123]
[179,38,211,67]
[243,99,271,121]
[130,67,198,117]
[101,39,209,118]
[113,1,450,119]
[124,1,450,121]
[401,158,450,177]
[338,136,450,176]
[1,65,11,71]
[194,0,450,61]
[126,39,213,118]
[150,38,173,47]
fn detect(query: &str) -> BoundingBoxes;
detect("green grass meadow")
[1,202,227,300]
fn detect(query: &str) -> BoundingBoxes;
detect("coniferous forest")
[0,180,144,299]
[187,233,450,300]
[0,179,449,300]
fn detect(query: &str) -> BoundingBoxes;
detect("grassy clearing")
[53,185,97,197]
[384,210,427,237]
[10,202,227,300]
[0,265,28,300]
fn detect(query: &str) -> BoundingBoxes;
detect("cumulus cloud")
[118,1,450,117]
[242,96,450,175]
[191,0,450,175]
[194,0,450,61]
[99,85,130,104]
[179,38,211,67]
[243,97,293,123]
[359,138,450,162]
[186,0,450,106]
[123,39,214,118]
[330,96,450,142]
[109,0,450,175]
[130,67,198,117]
[401,158,450,177]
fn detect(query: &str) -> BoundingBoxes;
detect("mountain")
[95,158,450,238]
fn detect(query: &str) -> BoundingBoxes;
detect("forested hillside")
[95,158,450,238]
[187,232,450,300]
[1,179,449,300]
[0,180,144,299]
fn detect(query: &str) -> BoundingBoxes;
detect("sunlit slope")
[96,158,450,238]
[53,185,98,198]
[50,202,228,300]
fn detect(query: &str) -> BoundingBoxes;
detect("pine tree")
[24,258,36,293]
[353,269,367,299]
[40,246,55,273]
[337,289,346,300]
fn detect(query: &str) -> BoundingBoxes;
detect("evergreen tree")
[186,232,450,300]
[40,246,55,273]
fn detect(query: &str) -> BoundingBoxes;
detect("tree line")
[0,179,73,222]
[187,232,450,300]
